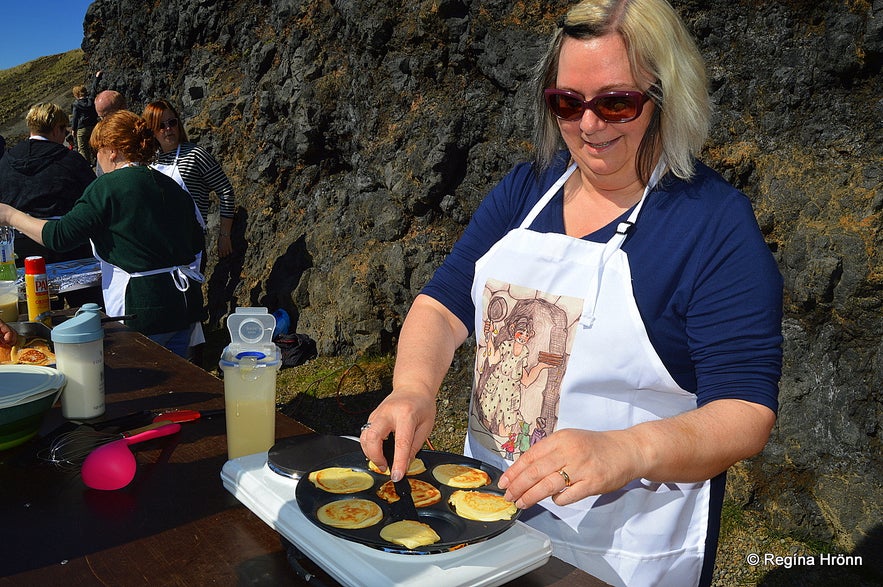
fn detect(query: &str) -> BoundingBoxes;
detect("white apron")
[151,145,206,346]
[92,241,204,323]
[466,163,709,587]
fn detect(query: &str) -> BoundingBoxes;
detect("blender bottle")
[219,307,281,459]
[52,303,105,419]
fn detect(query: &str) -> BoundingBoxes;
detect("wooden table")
[0,323,608,586]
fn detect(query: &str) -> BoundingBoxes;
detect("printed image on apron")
[470,278,582,460]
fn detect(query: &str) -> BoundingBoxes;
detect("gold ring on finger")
[558,468,572,492]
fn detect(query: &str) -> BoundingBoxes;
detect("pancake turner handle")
[382,434,419,521]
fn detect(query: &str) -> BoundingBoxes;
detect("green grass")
[719,499,747,539]
[0,50,87,142]
[274,354,394,439]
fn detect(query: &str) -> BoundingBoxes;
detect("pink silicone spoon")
[81,422,182,490]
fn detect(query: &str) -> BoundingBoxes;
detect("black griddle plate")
[295,449,521,555]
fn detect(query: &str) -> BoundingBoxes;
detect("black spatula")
[382,434,419,521]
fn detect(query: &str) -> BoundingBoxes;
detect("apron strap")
[129,265,205,292]
[151,145,206,229]
[519,162,578,229]
[579,160,667,328]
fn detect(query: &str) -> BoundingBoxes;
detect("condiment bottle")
[24,256,51,324]
[52,303,105,419]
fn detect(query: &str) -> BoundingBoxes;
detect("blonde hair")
[90,110,157,164]
[26,103,69,135]
[72,85,87,99]
[533,0,710,182]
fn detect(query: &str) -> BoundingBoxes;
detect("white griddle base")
[222,452,552,587]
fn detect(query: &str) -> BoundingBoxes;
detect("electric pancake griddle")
[222,434,553,587]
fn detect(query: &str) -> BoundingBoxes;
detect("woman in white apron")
[0,110,205,359]
[360,2,782,586]
[143,99,238,360]
[142,99,236,262]
[149,143,207,355]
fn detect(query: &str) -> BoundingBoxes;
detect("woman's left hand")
[499,400,776,509]
[497,428,643,509]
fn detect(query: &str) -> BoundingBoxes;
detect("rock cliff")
[80,0,881,566]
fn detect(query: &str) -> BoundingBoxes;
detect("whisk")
[38,408,224,468]
[40,422,168,468]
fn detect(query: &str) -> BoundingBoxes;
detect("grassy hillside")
[0,50,88,145]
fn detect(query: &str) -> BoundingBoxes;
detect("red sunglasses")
[544,89,650,123]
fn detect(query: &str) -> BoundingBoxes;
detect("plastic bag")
[274,333,317,369]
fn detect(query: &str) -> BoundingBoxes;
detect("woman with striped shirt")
[143,99,235,261]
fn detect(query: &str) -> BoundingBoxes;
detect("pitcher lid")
[226,307,276,346]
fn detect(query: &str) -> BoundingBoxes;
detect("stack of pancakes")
[0,339,54,365]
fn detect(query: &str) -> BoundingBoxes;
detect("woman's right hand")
[0,319,17,347]
[360,294,467,481]
[359,387,437,482]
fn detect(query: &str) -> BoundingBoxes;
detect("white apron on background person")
[91,242,204,334]
[466,162,709,587]
[151,146,206,347]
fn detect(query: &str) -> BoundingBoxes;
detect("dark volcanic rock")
[80,0,882,562]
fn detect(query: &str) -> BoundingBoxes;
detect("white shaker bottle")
[219,307,280,459]
[51,303,105,419]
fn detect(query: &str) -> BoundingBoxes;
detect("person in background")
[143,99,237,363]
[71,85,99,165]
[142,99,235,260]
[89,70,127,121]
[93,86,128,177]
[94,90,126,120]
[359,1,783,586]
[0,103,95,265]
[91,69,128,174]
[0,111,205,359]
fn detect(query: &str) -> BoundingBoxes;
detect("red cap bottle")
[24,256,51,324]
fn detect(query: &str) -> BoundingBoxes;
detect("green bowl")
[0,387,63,451]
[0,365,65,450]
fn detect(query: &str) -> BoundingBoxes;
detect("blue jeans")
[148,325,193,359]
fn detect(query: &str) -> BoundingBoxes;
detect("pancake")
[308,467,375,494]
[449,490,517,522]
[379,519,441,549]
[0,344,11,363]
[367,457,427,476]
[10,339,55,366]
[316,498,384,529]
[376,478,442,508]
[431,463,491,488]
